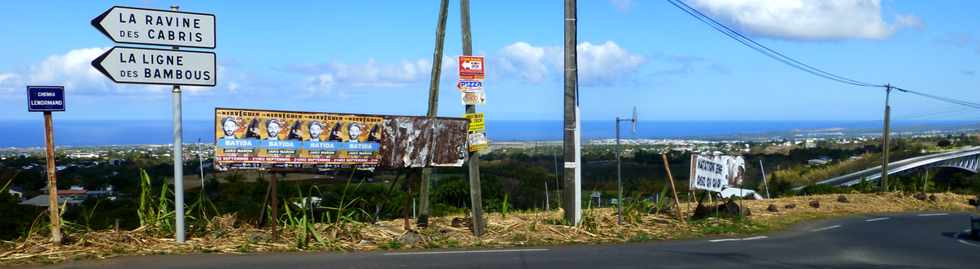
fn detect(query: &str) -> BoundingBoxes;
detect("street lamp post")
[615,107,637,225]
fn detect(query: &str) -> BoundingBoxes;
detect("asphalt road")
[36,212,980,269]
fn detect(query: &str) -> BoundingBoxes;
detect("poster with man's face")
[214,108,383,170]
[690,155,745,192]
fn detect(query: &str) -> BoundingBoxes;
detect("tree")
[937,139,952,148]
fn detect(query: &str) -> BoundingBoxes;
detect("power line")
[665,0,882,88]
[666,0,980,111]
[891,86,980,110]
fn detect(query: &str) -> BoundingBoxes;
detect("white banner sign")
[691,155,745,192]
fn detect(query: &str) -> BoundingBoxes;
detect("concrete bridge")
[812,146,980,187]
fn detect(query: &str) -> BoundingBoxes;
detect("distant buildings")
[19,185,117,207]
[68,152,100,159]
[808,156,833,166]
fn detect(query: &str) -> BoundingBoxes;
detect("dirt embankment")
[1,192,976,266]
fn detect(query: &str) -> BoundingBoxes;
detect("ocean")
[0,119,977,147]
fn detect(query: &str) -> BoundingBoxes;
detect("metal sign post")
[91,5,216,244]
[27,86,65,245]
[614,107,636,225]
[171,5,185,242]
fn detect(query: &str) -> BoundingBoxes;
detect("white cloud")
[0,48,235,98]
[25,47,173,96]
[688,0,923,40]
[0,73,21,98]
[497,42,562,83]
[609,0,633,12]
[497,41,644,86]
[577,42,645,85]
[304,59,433,93]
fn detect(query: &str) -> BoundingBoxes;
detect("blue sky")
[1,0,979,122]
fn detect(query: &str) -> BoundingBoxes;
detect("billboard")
[214,108,469,170]
[690,154,745,192]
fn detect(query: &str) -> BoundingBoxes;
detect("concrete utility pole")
[171,5,186,244]
[881,84,892,192]
[418,0,449,228]
[461,0,485,236]
[563,0,582,225]
[43,111,61,245]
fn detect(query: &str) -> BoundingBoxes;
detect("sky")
[0,0,979,122]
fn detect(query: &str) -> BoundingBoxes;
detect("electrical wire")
[665,0,883,88]
[665,0,980,111]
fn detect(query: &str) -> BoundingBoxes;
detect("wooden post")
[661,153,683,220]
[403,170,415,230]
[257,173,272,227]
[544,181,550,211]
[461,0,485,236]
[270,171,279,240]
[419,0,449,229]
[759,159,771,199]
[688,154,696,215]
[43,111,62,245]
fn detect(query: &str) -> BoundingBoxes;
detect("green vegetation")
[0,134,978,243]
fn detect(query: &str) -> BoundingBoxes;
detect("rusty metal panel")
[430,118,468,166]
[379,117,468,168]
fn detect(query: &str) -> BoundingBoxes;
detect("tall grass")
[137,169,175,235]
[279,168,367,249]
[136,169,220,236]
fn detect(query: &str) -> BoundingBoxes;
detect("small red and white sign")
[458,56,485,80]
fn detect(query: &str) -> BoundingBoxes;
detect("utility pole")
[461,0,485,236]
[563,0,582,225]
[171,5,185,244]
[419,0,449,229]
[880,84,892,192]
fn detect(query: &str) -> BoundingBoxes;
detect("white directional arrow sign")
[92,46,216,86]
[92,6,216,48]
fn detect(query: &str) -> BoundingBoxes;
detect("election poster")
[690,154,746,192]
[214,108,383,170]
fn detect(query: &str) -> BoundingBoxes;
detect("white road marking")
[957,239,979,247]
[864,217,890,222]
[811,225,841,232]
[917,213,949,217]
[709,236,768,243]
[384,249,549,256]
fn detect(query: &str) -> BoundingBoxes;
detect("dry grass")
[1,192,976,266]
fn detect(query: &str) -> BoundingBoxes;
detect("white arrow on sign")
[92,6,216,49]
[92,46,216,87]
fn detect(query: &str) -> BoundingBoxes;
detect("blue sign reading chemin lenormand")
[27,86,65,112]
